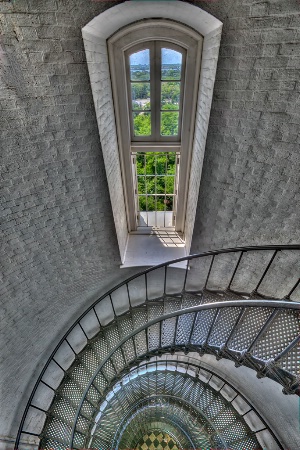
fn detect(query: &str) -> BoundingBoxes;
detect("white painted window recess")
[82,1,222,267]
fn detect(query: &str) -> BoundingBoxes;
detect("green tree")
[136,152,176,211]
[133,113,151,136]
[161,82,180,107]
[131,83,150,101]
[161,112,179,136]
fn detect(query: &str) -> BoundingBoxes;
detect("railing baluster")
[188,312,198,346]
[230,393,239,404]
[108,356,118,376]
[91,382,103,398]
[30,404,48,414]
[205,308,219,345]
[131,335,138,360]
[119,341,128,365]
[93,306,102,327]
[228,251,244,290]
[225,307,245,348]
[19,431,40,437]
[183,258,190,292]
[66,338,77,355]
[78,322,89,340]
[145,272,148,302]
[53,358,67,374]
[254,250,278,293]
[159,318,163,349]
[285,277,300,299]
[109,293,117,318]
[126,282,132,309]
[173,315,179,348]
[204,255,215,289]
[40,379,56,391]
[247,309,279,353]
[274,334,300,362]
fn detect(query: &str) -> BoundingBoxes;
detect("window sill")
[121,230,187,269]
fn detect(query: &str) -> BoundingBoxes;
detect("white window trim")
[108,20,202,234]
[124,40,186,144]
[82,1,223,266]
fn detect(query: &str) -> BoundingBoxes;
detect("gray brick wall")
[0,0,138,441]
[83,30,129,261]
[189,0,300,253]
[0,0,299,444]
[185,27,222,251]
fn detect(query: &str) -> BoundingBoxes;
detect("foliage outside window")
[108,21,204,234]
[134,151,179,228]
[129,45,183,139]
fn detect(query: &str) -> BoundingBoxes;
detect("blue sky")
[130,48,182,66]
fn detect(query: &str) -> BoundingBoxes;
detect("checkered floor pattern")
[135,430,179,450]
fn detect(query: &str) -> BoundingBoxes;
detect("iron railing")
[109,358,284,450]
[15,245,300,449]
[67,301,298,447]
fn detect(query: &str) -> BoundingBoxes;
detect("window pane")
[138,196,146,212]
[133,112,151,136]
[161,112,179,136]
[165,196,173,211]
[156,176,165,194]
[161,82,180,110]
[156,196,166,211]
[156,154,167,175]
[136,153,146,175]
[147,196,155,211]
[165,175,175,194]
[137,177,146,195]
[134,152,179,228]
[161,48,182,80]
[145,153,155,175]
[167,153,176,173]
[146,176,155,195]
[131,83,150,110]
[130,49,150,81]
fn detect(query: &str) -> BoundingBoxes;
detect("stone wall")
[0,0,138,442]
[0,0,299,445]
[190,0,300,252]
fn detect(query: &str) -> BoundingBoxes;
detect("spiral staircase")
[15,246,300,450]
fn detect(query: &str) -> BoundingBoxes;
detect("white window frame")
[108,21,202,234]
[126,40,185,143]
[82,1,223,265]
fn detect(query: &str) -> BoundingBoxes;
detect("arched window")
[82,2,222,265]
[108,20,202,234]
[128,42,184,142]
[128,43,184,229]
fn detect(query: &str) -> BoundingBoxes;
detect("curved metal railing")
[15,245,300,448]
[68,301,299,446]
[108,357,284,450]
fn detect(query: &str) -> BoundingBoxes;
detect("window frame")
[132,150,181,229]
[126,41,186,142]
[108,20,203,233]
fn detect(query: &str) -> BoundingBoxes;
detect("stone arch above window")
[82,1,223,266]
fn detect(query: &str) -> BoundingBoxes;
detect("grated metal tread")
[19,246,299,450]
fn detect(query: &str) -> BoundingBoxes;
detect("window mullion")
[177,49,186,141]
[151,42,155,141]
[153,41,161,141]
[155,153,157,227]
[126,50,135,142]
